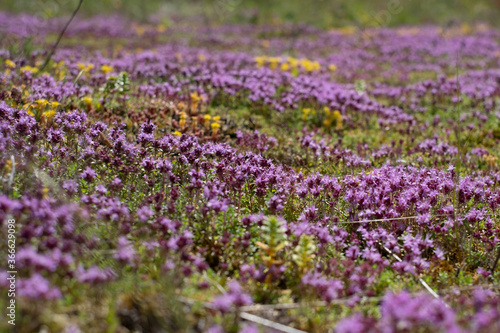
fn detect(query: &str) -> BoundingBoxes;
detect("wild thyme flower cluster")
[0,12,499,332]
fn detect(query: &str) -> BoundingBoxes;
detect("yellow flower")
[322,107,342,129]
[268,57,280,70]
[288,57,299,68]
[100,65,114,74]
[197,53,206,62]
[77,62,94,73]
[58,71,66,80]
[483,154,498,168]
[280,63,289,71]
[333,110,343,129]
[255,56,267,68]
[300,59,320,72]
[51,101,60,110]
[4,59,16,69]
[179,112,187,128]
[173,131,182,136]
[3,159,14,175]
[177,101,186,111]
[212,116,220,123]
[302,108,312,121]
[190,92,201,103]
[20,66,38,74]
[204,114,211,128]
[35,99,49,111]
[211,122,220,135]
[190,92,202,110]
[82,96,93,109]
[43,110,56,120]
[328,64,337,72]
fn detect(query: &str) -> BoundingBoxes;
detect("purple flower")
[78,266,116,284]
[62,180,79,195]
[80,167,97,182]
[18,274,61,300]
[212,281,252,313]
[113,237,136,265]
[137,205,154,222]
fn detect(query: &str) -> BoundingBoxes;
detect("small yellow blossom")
[35,99,49,111]
[302,108,312,121]
[268,57,280,70]
[211,122,220,135]
[300,59,320,72]
[190,92,203,110]
[190,92,201,103]
[483,154,498,168]
[53,60,65,68]
[77,62,94,72]
[3,159,13,175]
[177,101,186,111]
[20,66,39,74]
[333,110,342,129]
[42,187,49,199]
[322,107,342,129]
[288,57,299,68]
[173,131,182,136]
[100,65,114,74]
[204,114,211,128]
[254,56,266,68]
[42,110,56,121]
[4,59,16,68]
[51,101,60,110]
[328,64,337,72]
[281,63,289,71]
[82,96,93,109]
[179,112,187,128]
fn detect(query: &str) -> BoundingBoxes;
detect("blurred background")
[1,0,500,27]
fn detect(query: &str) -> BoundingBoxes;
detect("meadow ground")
[0,8,500,333]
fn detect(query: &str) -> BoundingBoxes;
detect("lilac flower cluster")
[1,13,500,332]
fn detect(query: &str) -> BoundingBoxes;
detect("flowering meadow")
[1,11,500,333]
